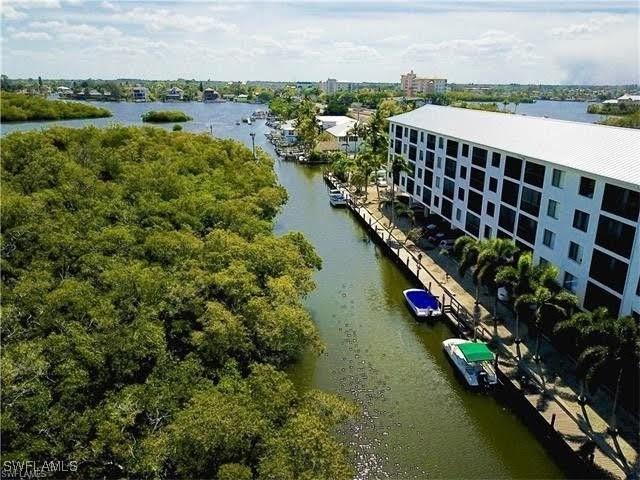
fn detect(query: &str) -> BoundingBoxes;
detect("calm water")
[490,100,604,123]
[1,102,565,479]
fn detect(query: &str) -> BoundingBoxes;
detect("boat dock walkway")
[324,173,638,480]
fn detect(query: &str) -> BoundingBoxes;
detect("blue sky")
[1,0,638,84]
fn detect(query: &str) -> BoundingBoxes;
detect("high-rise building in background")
[400,70,447,96]
[319,78,338,94]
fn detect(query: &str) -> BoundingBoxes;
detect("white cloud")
[404,30,541,66]
[29,20,123,41]
[12,30,51,40]
[2,4,27,19]
[3,0,60,8]
[550,15,624,38]
[109,7,237,33]
[100,0,119,11]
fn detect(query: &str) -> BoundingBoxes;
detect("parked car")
[439,238,457,250]
[497,287,510,302]
[376,178,388,188]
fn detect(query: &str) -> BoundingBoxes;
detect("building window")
[443,178,455,200]
[573,210,590,232]
[552,168,565,188]
[523,161,545,188]
[416,185,422,197]
[547,199,559,219]
[491,152,501,167]
[437,157,442,169]
[403,144,408,154]
[484,225,493,239]
[501,179,519,207]
[584,282,621,316]
[543,229,556,249]
[516,214,538,245]
[486,202,495,217]
[568,241,583,264]
[446,139,459,158]
[438,137,444,149]
[471,147,488,168]
[465,213,481,237]
[422,187,432,205]
[458,188,465,201]
[563,272,578,293]
[438,197,452,219]
[419,150,424,162]
[456,208,462,221]
[410,129,418,144]
[427,134,436,150]
[462,144,469,157]
[401,176,406,187]
[424,170,434,187]
[434,196,440,207]
[435,177,441,188]
[467,190,483,215]
[489,177,498,193]
[420,131,424,143]
[408,145,417,161]
[445,158,457,179]
[520,186,541,217]
[595,215,636,259]
[504,156,523,180]
[425,151,435,169]
[601,183,640,221]
[499,205,517,233]
[417,168,423,179]
[589,249,628,294]
[579,177,596,199]
[460,166,467,179]
[469,168,485,191]
[539,257,550,266]
[404,127,408,137]
[395,125,403,139]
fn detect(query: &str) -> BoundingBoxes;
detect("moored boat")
[329,189,347,207]
[442,338,497,388]
[402,288,441,318]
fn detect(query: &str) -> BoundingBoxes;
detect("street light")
[249,132,256,159]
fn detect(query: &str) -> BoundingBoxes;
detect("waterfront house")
[316,116,361,153]
[280,120,298,144]
[202,88,221,102]
[235,94,249,102]
[388,104,640,319]
[165,86,184,102]
[132,85,148,102]
[56,85,72,98]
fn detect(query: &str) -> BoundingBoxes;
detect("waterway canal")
[2,103,565,478]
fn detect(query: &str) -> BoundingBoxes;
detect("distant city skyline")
[1,0,639,85]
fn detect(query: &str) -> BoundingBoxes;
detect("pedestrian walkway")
[328,175,639,480]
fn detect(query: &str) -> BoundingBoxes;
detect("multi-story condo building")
[319,78,338,95]
[387,105,640,319]
[400,71,447,96]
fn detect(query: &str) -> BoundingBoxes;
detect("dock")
[324,173,639,480]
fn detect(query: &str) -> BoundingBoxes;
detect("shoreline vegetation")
[141,110,192,123]
[1,92,112,122]
[598,111,640,129]
[1,126,356,479]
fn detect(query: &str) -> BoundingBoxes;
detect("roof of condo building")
[388,105,640,188]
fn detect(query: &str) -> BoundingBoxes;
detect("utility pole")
[250,132,256,159]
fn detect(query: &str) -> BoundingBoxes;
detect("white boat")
[442,339,497,388]
[402,288,441,318]
[329,189,347,207]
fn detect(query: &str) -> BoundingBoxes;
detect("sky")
[1,0,638,84]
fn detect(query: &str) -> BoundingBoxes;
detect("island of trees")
[1,92,112,122]
[141,110,192,123]
[1,126,356,479]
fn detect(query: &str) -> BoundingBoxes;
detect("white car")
[497,287,510,302]
[376,178,388,188]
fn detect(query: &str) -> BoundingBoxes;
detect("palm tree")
[453,236,483,302]
[389,154,412,230]
[348,121,366,156]
[515,286,578,363]
[330,151,354,182]
[364,108,388,156]
[473,238,518,319]
[573,315,639,434]
[352,146,383,202]
[495,252,558,344]
[554,307,613,405]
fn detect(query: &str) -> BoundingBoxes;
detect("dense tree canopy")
[141,110,192,123]
[1,93,112,122]
[1,126,356,479]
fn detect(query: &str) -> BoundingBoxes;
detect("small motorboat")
[442,338,497,388]
[329,189,347,207]
[402,288,441,318]
[235,120,241,125]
